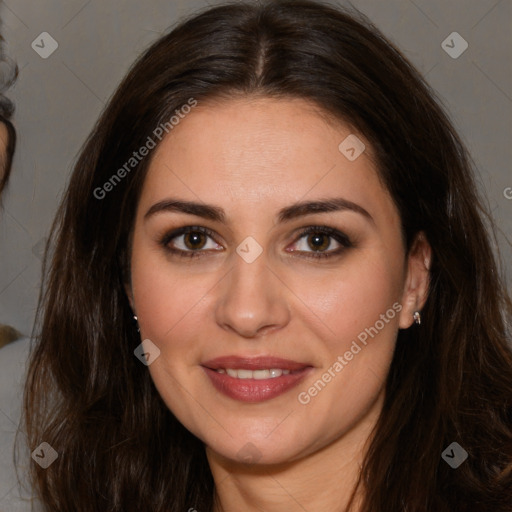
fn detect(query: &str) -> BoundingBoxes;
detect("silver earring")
[133,315,140,332]
[413,311,421,325]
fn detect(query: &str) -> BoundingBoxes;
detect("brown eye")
[307,232,331,252]
[160,226,223,259]
[183,231,207,250]
[288,225,354,260]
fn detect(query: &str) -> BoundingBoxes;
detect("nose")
[214,250,291,338]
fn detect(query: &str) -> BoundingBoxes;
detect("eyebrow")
[144,197,374,224]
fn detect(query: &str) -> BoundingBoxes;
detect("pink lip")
[201,355,313,403]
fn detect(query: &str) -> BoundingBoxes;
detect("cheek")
[290,251,403,351]
[132,265,203,345]
[129,239,220,365]
[129,250,212,422]
[292,265,400,438]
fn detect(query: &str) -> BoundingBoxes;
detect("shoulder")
[0,337,43,511]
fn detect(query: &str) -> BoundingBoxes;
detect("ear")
[120,245,135,313]
[398,231,431,329]
[124,280,135,313]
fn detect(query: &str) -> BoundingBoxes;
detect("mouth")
[201,355,313,403]
[213,368,300,379]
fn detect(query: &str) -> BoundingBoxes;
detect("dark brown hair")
[22,1,512,511]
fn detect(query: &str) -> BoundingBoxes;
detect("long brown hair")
[21,1,512,510]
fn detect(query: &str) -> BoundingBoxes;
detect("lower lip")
[202,367,312,403]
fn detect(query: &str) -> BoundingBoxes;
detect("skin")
[126,97,431,511]
[0,121,9,191]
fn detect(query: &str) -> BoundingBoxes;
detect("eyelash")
[159,225,354,260]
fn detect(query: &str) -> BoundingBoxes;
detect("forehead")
[139,96,395,225]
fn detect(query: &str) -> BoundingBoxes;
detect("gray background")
[0,0,511,336]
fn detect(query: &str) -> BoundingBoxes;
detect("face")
[127,96,429,466]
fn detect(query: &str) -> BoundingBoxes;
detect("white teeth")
[216,368,291,379]
[237,369,253,379]
[253,369,271,379]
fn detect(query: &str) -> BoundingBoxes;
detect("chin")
[200,422,317,467]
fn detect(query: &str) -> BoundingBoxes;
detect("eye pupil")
[308,233,329,251]
[185,232,206,250]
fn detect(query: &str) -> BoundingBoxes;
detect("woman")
[0,117,21,348]
[0,67,16,198]
[22,1,512,511]
[0,35,20,347]
[0,114,16,198]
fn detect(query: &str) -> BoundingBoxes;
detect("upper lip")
[202,356,311,371]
